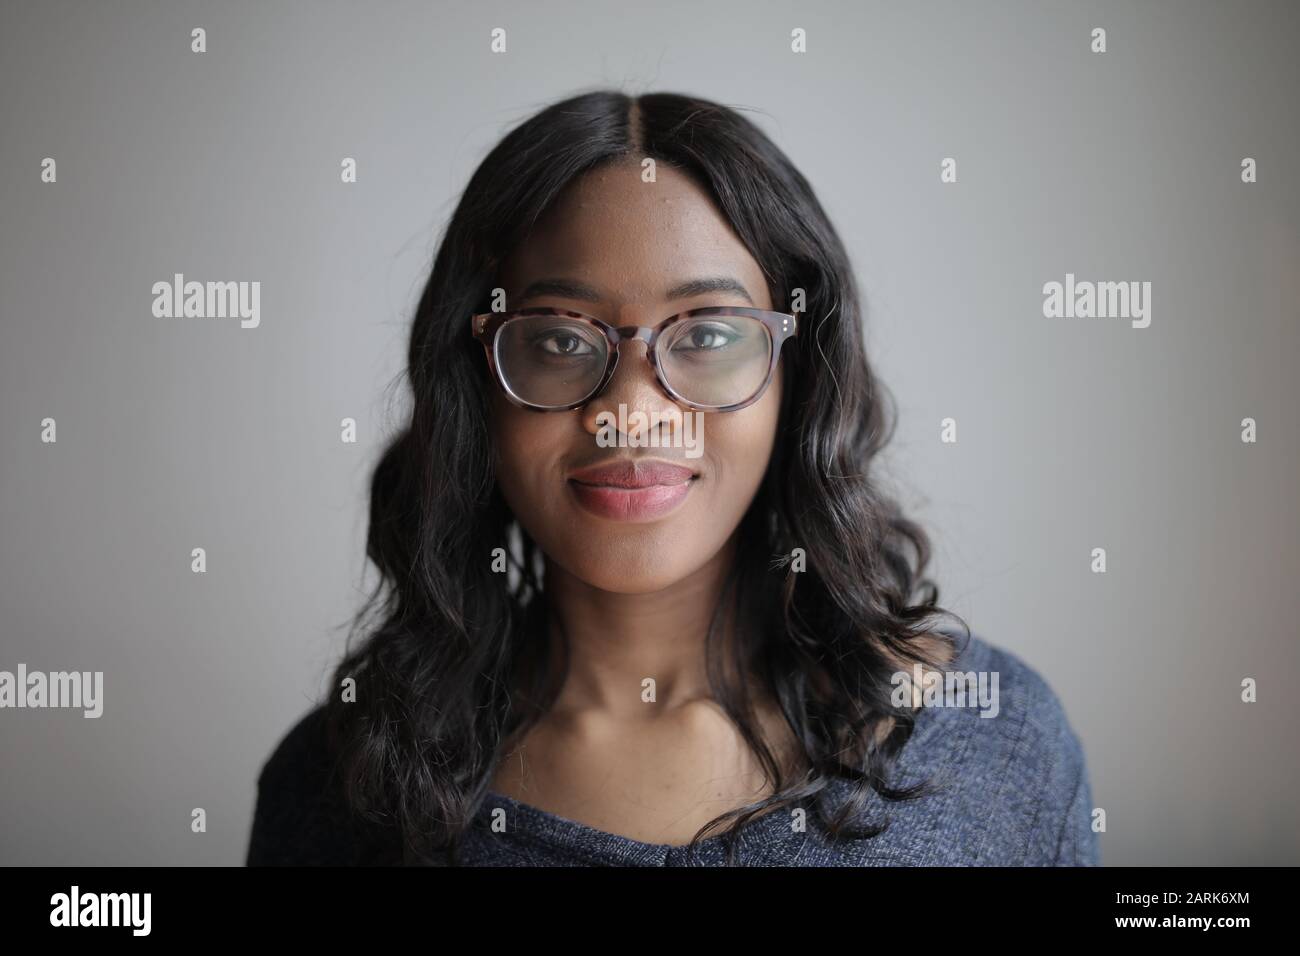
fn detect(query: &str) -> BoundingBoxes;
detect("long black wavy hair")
[323,88,971,865]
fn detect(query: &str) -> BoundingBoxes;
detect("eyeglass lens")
[494,313,773,408]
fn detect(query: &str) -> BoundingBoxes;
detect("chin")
[560,550,696,595]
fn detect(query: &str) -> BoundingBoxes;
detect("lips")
[568,459,697,488]
[567,459,698,521]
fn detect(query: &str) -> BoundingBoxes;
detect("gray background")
[1,0,1296,865]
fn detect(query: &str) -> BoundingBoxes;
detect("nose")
[614,326,654,346]
[580,333,684,442]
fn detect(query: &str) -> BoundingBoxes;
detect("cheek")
[701,392,780,515]
[489,400,560,513]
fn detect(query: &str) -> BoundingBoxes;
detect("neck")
[537,533,742,718]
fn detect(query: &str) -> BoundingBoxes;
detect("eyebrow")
[517,276,755,305]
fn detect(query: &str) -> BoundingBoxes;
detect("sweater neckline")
[473,735,939,865]
[475,786,811,864]
[470,634,983,864]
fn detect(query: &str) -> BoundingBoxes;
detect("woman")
[247,90,1099,867]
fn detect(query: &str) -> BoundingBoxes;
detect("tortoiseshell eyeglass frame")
[470,306,800,413]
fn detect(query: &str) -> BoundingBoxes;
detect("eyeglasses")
[470,306,799,412]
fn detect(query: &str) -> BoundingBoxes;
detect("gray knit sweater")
[247,633,1100,866]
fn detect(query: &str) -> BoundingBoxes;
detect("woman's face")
[487,160,784,594]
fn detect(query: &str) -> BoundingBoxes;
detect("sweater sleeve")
[1052,752,1101,866]
[1027,692,1101,866]
[985,642,1100,867]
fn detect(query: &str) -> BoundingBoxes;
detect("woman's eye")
[675,323,738,351]
[536,330,594,355]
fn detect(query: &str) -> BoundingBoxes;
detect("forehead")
[498,161,770,309]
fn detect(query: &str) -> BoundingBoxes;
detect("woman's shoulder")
[256,704,331,781]
[246,704,403,865]
[932,630,1085,751]
[901,631,1099,865]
